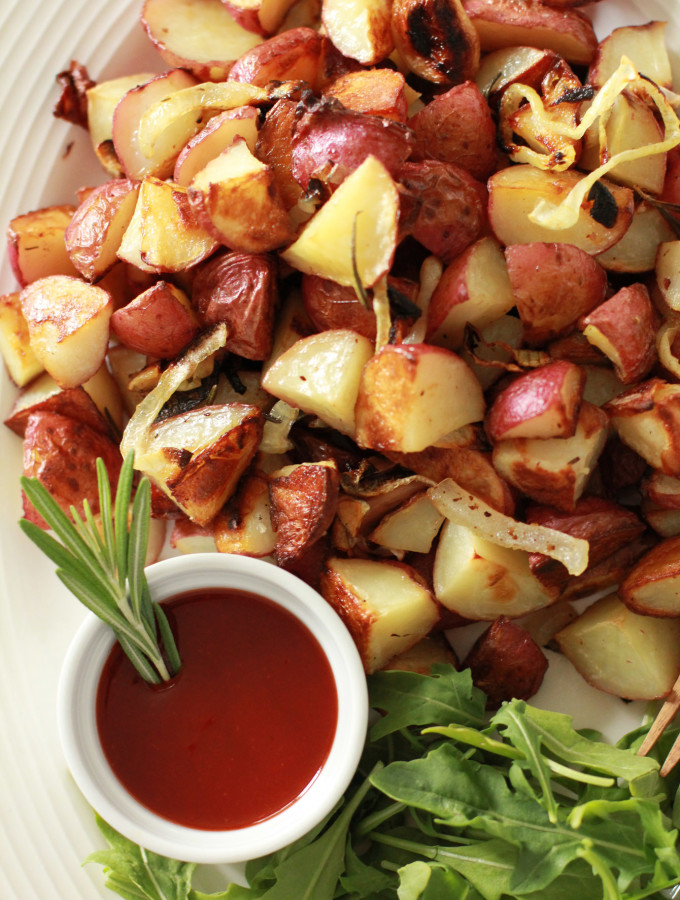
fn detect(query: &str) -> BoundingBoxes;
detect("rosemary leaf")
[56,569,131,633]
[21,476,102,568]
[127,478,151,627]
[96,458,117,574]
[19,518,117,610]
[114,630,161,685]
[154,602,181,677]
[113,454,134,592]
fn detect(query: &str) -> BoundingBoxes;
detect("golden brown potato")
[188,138,295,254]
[0,291,43,388]
[213,472,277,558]
[22,411,122,528]
[382,632,458,674]
[255,99,303,211]
[7,205,78,287]
[324,69,408,121]
[605,379,680,477]
[269,461,340,564]
[492,401,609,512]
[321,556,440,673]
[392,0,480,85]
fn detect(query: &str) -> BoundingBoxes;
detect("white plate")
[0,2,677,896]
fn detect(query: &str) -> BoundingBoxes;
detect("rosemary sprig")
[19,452,181,684]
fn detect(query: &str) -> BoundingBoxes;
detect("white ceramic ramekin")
[57,553,368,864]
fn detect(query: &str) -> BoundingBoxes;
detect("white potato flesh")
[370,491,444,554]
[0,292,43,387]
[174,108,259,186]
[656,242,680,311]
[429,478,589,575]
[262,328,374,436]
[321,0,393,65]
[597,202,675,274]
[580,92,665,195]
[142,0,262,80]
[556,593,680,700]
[281,155,399,289]
[434,519,558,620]
[20,276,113,389]
[322,556,440,673]
[214,474,277,558]
[588,22,672,90]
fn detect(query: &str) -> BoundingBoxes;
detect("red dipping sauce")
[96,588,339,830]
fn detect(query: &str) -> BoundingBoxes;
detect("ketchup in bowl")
[58,553,368,864]
[96,587,338,830]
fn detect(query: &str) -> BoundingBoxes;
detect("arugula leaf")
[396,860,473,899]
[86,814,195,900]
[368,665,486,741]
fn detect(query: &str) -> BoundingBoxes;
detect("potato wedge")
[20,276,113,389]
[321,556,440,673]
[556,593,680,700]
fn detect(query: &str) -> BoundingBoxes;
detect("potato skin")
[464,616,548,707]
[22,411,122,527]
[193,251,279,360]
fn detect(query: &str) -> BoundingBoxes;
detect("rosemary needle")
[19,452,181,684]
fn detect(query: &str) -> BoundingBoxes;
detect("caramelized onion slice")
[121,323,227,462]
[429,477,589,575]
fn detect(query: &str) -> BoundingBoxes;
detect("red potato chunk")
[504,242,607,345]
[22,411,122,528]
[580,284,657,385]
[464,616,548,707]
[269,461,340,565]
[525,496,647,593]
[492,401,609,512]
[485,360,586,443]
[407,80,499,181]
[228,27,328,89]
[110,281,200,359]
[65,179,140,282]
[291,99,414,192]
[192,250,279,360]
[398,160,487,264]
[462,0,598,66]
